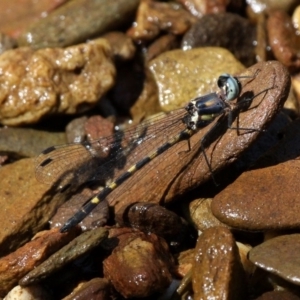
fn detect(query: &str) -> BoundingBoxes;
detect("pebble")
[127,1,197,41]
[0,39,115,126]
[0,228,79,297]
[0,0,67,38]
[4,284,51,300]
[101,32,136,60]
[247,0,299,14]
[267,10,300,72]
[19,227,108,286]
[103,228,174,298]
[192,226,246,300]
[0,127,66,158]
[177,0,228,18]
[0,158,71,257]
[211,159,300,230]
[189,198,229,232]
[148,47,245,111]
[182,13,256,66]
[115,202,189,242]
[18,0,140,48]
[249,234,300,285]
[255,290,300,300]
[62,278,111,300]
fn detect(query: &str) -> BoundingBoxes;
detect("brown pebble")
[19,227,108,286]
[255,290,300,300]
[127,0,197,41]
[103,228,174,298]
[0,228,79,297]
[212,159,300,231]
[62,278,111,300]
[192,227,246,300]
[249,234,300,285]
[182,13,256,66]
[267,10,300,72]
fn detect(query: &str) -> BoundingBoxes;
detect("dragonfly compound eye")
[217,74,240,101]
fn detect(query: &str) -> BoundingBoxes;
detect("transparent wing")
[35,108,188,190]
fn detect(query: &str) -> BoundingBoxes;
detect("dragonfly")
[35,71,269,233]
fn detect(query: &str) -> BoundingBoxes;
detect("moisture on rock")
[0,39,115,126]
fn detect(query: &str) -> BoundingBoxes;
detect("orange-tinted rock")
[103,228,174,298]
[127,0,197,41]
[192,227,246,300]
[268,10,300,72]
[0,228,79,297]
[0,158,69,257]
[20,228,108,286]
[212,159,300,231]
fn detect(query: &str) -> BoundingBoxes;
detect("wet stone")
[212,158,300,231]
[0,158,69,257]
[0,40,115,126]
[127,0,197,41]
[101,32,136,60]
[84,115,115,142]
[103,228,174,298]
[65,116,88,144]
[177,0,228,18]
[182,13,256,66]
[18,0,140,48]
[192,226,246,300]
[247,0,299,14]
[255,290,300,300]
[19,227,108,286]
[249,234,300,286]
[4,284,52,300]
[0,127,66,158]
[267,10,300,72]
[0,228,79,297]
[115,202,188,241]
[0,0,67,38]
[62,278,111,300]
[148,47,245,111]
[189,198,229,232]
